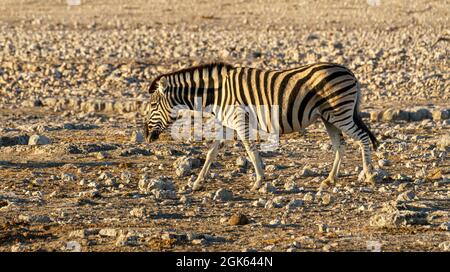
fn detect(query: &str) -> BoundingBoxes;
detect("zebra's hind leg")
[360,140,376,186]
[320,120,345,190]
[334,114,378,186]
[192,139,221,191]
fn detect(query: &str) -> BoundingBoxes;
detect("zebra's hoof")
[192,183,204,191]
[319,177,335,191]
[366,174,376,186]
[250,179,263,191]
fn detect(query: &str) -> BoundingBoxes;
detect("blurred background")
[0,0,448,113]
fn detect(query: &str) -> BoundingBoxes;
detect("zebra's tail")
[353,89,379,151]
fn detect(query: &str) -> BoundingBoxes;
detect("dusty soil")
[0,0,449,252]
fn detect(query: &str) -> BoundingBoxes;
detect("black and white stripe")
[145,62,379,191]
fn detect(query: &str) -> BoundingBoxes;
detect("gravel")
[18,214,52,224]
[303,192,315,202]
[370,201,430,228]
[116,233,139,246]
[396,190,416,202]
[213,188,233,202]
[129,207,147,218]
[258,182,277,194]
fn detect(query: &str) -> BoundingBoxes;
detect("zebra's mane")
[148,62,234,94]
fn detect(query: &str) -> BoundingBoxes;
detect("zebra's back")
[224,63,359,134]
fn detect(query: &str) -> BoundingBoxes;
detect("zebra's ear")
[157,77,168,94]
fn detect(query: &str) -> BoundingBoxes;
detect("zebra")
[144,62,379,191]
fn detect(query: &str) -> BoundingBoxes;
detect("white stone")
[28,134,51,145]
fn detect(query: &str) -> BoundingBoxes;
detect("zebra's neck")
[164,63,232,111]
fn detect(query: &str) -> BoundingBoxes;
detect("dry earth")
[0,0,449,252]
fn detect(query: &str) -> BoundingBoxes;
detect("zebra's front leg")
[320,147,343,190]
[240,139,265,191]
[192,140,221,191]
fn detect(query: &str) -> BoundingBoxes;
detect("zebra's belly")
[278,111,320,134]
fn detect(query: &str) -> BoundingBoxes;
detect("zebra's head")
[144,76,175,142]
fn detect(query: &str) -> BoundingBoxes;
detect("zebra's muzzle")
[146,129,161,142]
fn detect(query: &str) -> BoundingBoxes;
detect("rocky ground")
[0,0,449,252]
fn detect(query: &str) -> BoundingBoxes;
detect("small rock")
[286,199,304,210]
[99,228,117,237]
[61,173,76,182]
[397,183,412,192]
[292,241,301,248]
[213,188,233,202]
[148,177,175,191]
[236,156,249,168]
[104,178,118,188]
[130,131,145,143]
[32,178,44,186]
[252,198,267,207]
[129,207,146,218]
[265,165,278,172]
[180,195,192,205]
[263,245,276,251]
[438,134,450,151]
[439,222,450,231]
[152,189,177,200]
[65,241,82,252]
[116,234,139,246]
[162,233,188,242]
[264,199,282,209]
[378,159,391,167]
[284,181,299,192]
[432,109,450,121]
[191,239,208,245]
[173,156,201,177]
[228,214,250,225]
[258,182,277,194]
[303,192,315,202]
[396,190,416,202]
[300,166,317,177]
[11,243,28,252]
[96,151,110,159]
[69,230,87,239]
[318,223,329,233]
[439,241,450,251]
[321,193,333,205]
[69,229,97,239]
[28,134,51,145]
[18,214,51,224]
